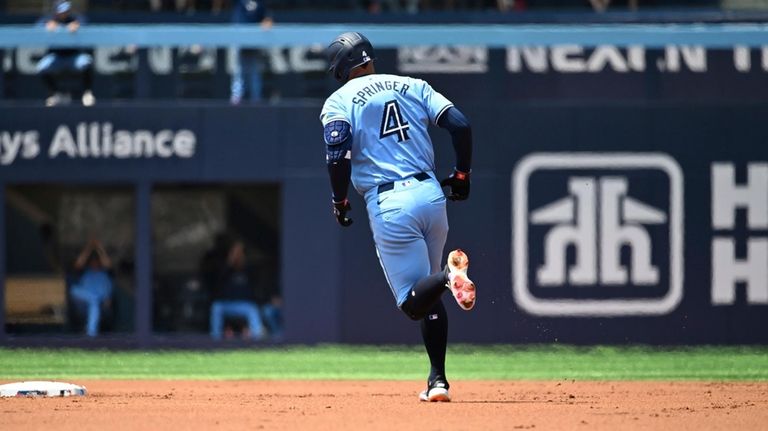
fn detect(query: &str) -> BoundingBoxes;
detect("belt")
[377,172,431,194]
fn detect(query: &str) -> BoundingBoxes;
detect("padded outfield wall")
[1,23,768,344]
[1,101,767,344]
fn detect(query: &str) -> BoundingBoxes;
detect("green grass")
[0,345,767,381]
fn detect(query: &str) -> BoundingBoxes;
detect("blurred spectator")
[149,0,238,12]
[150,0,196,12]
[368,0,421,13]
[260,293,283,340]
[589,0,639,11]
[212,0,226,13]
[498,0,526,11]
[230,0,273,104]
[589,0,610,11]
[209,240,265,340]
[419,0,498,9]
[721,0,768,9]
[36,1,95,107]
[69,238,114,337]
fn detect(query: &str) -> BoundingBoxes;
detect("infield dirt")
[2,380,767,430]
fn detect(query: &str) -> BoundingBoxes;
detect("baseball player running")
[320,32,475,402]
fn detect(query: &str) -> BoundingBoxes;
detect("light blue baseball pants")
[364,173,449,307]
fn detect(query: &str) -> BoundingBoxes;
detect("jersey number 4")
[379,100,410,142]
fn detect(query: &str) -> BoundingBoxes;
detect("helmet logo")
[362,50,370,62]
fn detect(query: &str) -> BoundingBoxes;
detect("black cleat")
[418,377,451,402]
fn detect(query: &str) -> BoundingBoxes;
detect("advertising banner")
[5,45,768,102]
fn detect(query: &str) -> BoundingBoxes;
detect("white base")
[0,381,87,397]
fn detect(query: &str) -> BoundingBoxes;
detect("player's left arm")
[420,79,473,201]
[437,106,472,201]
[324,119,354,226]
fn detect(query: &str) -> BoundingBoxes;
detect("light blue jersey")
[320,73,453,195]
[321,73,454,306]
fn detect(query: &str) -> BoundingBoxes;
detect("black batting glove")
[440,169,471,201]
[332,198,354,227]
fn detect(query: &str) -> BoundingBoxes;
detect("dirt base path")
[2,380,767,430]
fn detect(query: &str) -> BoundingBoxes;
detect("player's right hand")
[441,169,471,201]
[332,199,354,227]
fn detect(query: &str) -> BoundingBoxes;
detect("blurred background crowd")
[0,0,761,15]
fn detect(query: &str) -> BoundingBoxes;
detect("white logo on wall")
[506,45,712,74]
[512,153,684,316]
[3,46,329,76]
[711,162,768,305]
[533,176,666,286]
[0,122,197,165]
[398,46,488,74]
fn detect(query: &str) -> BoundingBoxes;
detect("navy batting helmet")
[326,32,376,82]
